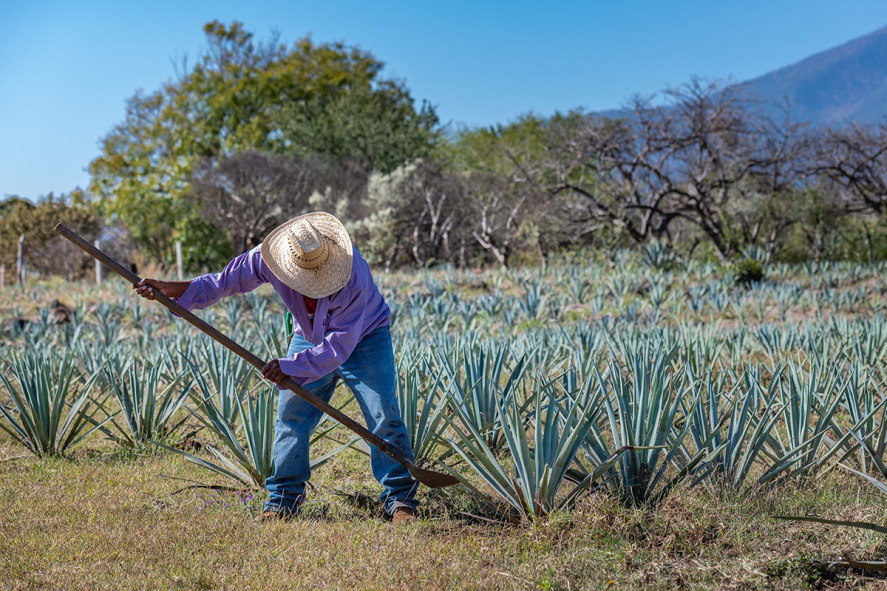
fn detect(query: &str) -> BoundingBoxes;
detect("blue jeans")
[264,325,418,515]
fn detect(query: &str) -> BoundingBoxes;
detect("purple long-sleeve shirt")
[174,245,390,385]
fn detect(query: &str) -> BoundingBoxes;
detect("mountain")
[743,25,887,124]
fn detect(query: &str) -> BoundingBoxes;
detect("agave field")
[3,253,887,588]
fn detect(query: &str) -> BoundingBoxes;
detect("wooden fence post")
[16,234,25,285]
[95,239,102,284]
[176,241,184,281]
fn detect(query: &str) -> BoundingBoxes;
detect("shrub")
[733,258,764,286]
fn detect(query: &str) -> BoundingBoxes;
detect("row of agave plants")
[9,255,887,343]
[2,319,887,522]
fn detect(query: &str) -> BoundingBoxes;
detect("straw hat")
[260,212,353,299]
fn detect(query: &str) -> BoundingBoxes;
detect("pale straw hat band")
[261,212,354,299]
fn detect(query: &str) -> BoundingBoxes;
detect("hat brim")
[260,212,353,299]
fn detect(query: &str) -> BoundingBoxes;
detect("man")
[134,212,418,524]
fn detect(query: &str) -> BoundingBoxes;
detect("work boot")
[391,506,415,525]
[254,509,296,523]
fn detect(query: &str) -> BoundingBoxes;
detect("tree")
[90,21,437,268]
[395,160,470,267]
[345,165,414,270]
[546,80,806,261]
[189,151,318,256]
[347,160,472,268]
[451,116,553,266]
[279,78,438,174]
[810,123,887,216]
[0,192,101,280]
[782,187,849,263]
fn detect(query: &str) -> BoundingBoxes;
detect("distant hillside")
[743,25,887,124]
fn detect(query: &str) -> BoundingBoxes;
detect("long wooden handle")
[54,224,413,467]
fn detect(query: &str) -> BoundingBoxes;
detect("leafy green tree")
[90,20,437,269]
[279,78,438,174]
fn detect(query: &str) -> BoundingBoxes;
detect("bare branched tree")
[465,171,530,267]
[190,151,317,255]
[541,79,806,261]
[309,158,372,217]
[467,122,563,267]
[809,122,887,216]
[388,161,470,267]
[730,100,809,259]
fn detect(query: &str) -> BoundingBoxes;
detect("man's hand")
[262,359,287,384]
[132,278,191,301]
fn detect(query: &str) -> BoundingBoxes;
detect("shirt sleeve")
[175,246,271,312]
[278,286,367,385]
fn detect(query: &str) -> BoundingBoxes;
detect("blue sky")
[2,0,887,201]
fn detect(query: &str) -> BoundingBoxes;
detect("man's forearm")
[164,280,192,299]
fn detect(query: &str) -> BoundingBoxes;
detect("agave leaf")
[556,446,634,511]
[773,515,887,535]
[58,366,105,451]
[443,404,523,511]
[837,464,887,495]
[829,559,887,572]
[813,399,887,477]
[207,446,260,486]
[152,440,255,488]
[0,402,34,452]
[65,412,119,450]
[446,415,519,497]
[310,436,362,470]
[432,459,504,510]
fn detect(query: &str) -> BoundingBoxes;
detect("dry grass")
[0,438,885,591]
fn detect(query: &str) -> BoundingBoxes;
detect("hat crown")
[289,220,322,252]
[287,220,330,270]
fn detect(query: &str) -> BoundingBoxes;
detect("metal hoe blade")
[54,223,460,489]
[407,464,461,489]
